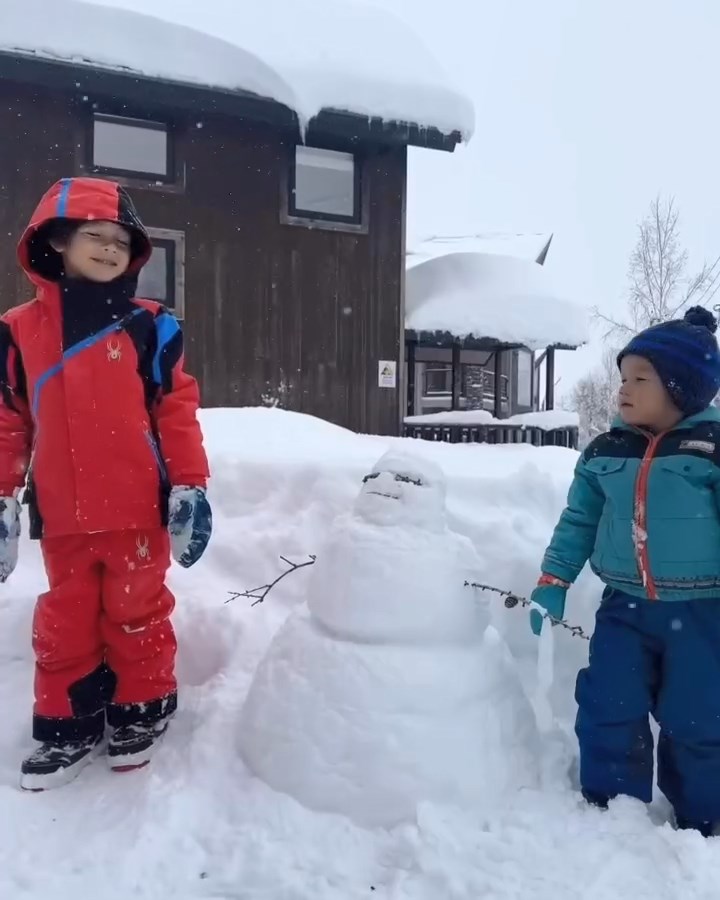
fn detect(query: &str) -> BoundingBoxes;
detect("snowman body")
[238,452,540,826]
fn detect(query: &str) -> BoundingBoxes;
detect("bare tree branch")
[465,581,590,641]
[566,346,621,447]
[226,555,317,606]
[590,307,634,343]
[593,195,720,338]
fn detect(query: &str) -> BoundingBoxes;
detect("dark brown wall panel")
[0,79,406,434]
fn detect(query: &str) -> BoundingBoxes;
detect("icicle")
[534,618,554,733]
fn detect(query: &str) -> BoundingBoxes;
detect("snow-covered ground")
[0,407,717,900]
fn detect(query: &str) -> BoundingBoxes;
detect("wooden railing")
[403,422,579,449]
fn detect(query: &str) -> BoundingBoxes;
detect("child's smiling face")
[618,354,682,432]
[51,220,132,283]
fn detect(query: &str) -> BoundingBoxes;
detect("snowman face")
[354,453,446,529]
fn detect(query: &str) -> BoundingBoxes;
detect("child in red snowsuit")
[0,177,211,790]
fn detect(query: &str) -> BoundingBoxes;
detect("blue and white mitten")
[0,496,21,583]
[168,486,212,569]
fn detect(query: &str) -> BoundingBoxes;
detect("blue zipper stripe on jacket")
[55,178,72,217]
[31,309,144,419]
[152,312,180,386]
[144,430,170,485]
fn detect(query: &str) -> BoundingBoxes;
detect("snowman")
[238,450,539,827]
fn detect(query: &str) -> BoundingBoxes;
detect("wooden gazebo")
[402,241,587,447]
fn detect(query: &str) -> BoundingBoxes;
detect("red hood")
[18,177,152,288]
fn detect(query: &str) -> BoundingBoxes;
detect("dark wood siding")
[0,78,406,435]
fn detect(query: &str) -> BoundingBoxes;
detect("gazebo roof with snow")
[404,250,588,351]
[406,232,554,268]
[0,0,474,151]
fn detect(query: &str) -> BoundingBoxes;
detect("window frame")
[422,364,453,397]
[281,142,368,233]
[514,348,534,410]
[137,227,186,321]
[88,112,175,184]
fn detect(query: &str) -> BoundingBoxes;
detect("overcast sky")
[381,0,720,397]
[93,0,720,400]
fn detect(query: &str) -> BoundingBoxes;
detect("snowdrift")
[1,407,716,900]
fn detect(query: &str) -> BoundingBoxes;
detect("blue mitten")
[0,496,20,583]
[529,577,569,636]
[168,486,212,568]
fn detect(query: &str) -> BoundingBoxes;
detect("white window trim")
[141,227,186,321]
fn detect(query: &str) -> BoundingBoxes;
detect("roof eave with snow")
[0,49,464,152]
[405,328,584,352]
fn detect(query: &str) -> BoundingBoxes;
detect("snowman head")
[354,451,446,530]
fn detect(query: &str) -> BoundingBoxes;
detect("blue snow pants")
[576,587,720,828]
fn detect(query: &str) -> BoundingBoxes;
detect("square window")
[423,364,452,396]
[290,146,359,223]
[92,114,171,180]
[136,229,185,319]
[138,243,172,304]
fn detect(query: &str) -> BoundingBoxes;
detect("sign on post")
[378,360,397,389]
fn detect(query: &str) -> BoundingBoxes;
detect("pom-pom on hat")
[683,305,718,332]
[617,306,720,416]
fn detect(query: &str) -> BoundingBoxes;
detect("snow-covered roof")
[407,233,552,267]
[1,0,474,142]
[405,252,588,350]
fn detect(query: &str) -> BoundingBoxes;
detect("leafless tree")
[568,347,621,448]
[593,196,720,341]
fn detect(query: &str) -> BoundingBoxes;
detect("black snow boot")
[582,789,610,810]
[20,735,104,791]
[107,719,170,771]
[676,817,720,838]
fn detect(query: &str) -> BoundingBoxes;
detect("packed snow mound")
[305,516,480,644]
[309,451,481,642]
[351,450,449,533]
[5,409,717,898]
[1,0,474,139]
[405,251,588,349]
[240,610,539,827]
[199,405,371,463]
[238,450,539,826]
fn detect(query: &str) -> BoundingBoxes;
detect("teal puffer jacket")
[542,408,720,601]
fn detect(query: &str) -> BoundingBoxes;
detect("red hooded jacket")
[0,177,209,538]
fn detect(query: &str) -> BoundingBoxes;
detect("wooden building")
[0,0,474,436]
[403,235,587,447]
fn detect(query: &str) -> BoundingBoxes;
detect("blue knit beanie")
[617,306,720,415]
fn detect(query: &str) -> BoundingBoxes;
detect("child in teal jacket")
[532,306,720,836]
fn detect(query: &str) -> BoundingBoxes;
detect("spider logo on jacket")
[136,535,151,561]
[106,338,122,362]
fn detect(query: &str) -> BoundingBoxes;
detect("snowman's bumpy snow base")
[238,451,540,827]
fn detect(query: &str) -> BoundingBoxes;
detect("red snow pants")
[32,529,177,743]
